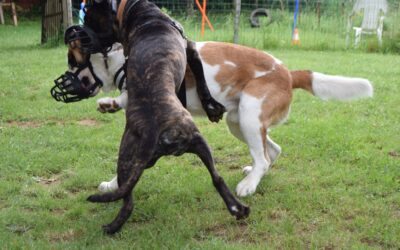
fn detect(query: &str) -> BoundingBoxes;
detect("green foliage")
[0,19,399,249]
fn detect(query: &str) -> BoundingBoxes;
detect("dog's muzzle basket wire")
[50,69,101,103]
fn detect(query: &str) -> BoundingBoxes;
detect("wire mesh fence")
[67,0,400,53]
[145,0,400,53]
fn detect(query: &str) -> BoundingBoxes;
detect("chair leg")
[11,2,17,26]
[377,29,383,47]
[0,4,5,25]
[354,28,362,48]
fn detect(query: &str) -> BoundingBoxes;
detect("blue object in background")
[292,0,300,38]
[79,0,86,25]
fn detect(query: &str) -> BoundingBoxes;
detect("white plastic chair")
[346,0,388,47]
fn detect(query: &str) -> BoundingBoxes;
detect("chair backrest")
[352,0,388,30]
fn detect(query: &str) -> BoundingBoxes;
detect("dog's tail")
[290,70,373,101]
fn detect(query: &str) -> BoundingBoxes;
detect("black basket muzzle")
[65,24,115,53]
[65,25,103,54]
[50,66,102,103]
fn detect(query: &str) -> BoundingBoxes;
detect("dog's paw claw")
[203,99,226,123]
[102,224,116,235]
[229,204,250,220]
[242,166,253,175]
[97,97,122,113]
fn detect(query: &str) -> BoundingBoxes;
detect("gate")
[41,0,72,44]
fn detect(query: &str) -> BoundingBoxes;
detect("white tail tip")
[312,72,373,101]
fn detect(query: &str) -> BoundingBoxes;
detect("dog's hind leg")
[188,133,250,220]
[226,111,280,176]
[266,135,281,166]
[235,93,272,197]
[102,191,133,234]
[88,122,159,203]
[186,40,226,123]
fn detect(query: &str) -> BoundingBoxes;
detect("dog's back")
[87,0,249,234]
[121,0,196,157]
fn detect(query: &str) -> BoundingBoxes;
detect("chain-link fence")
[147,0,400,53]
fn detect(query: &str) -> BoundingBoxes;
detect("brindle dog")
[83,0,250,234]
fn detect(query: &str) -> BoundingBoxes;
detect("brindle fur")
[85,0,249,234]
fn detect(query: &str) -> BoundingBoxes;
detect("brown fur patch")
[198,42,295,127]
[199,42,280,97]
[68,40,86,64]
[291,70,313,93]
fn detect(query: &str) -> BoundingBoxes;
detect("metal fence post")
[233,0,241,44]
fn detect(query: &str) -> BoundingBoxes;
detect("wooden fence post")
[62,0,72,31]
[233,0,241,44]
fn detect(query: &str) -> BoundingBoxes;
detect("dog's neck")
[116,0,143,29]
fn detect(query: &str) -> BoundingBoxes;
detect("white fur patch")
[254,70,272,78]
[312,72,373,101]
[90,43,125,93]
[224,60,237,67]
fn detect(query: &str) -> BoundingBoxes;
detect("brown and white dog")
[66,41,373,197]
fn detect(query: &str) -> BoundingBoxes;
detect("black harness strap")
[114,65,126,91]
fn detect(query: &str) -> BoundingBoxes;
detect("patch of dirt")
[6,120,42,128]
[47,229,82,242]
[33,174,62,187]
[51,208,67,216]
[5,119,100,128]
[207,223,229,237]
[268,209,288,221]
[6,224,32,234]
[76,119,99,126]
[360,237,395,248]
[195,221,256,244]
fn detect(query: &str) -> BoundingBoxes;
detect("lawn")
[0,20,399,249]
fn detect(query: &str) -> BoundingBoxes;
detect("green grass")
[0,20,399,249]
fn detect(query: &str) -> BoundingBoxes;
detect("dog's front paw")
[236,174,261,197]
[97,97,122,113]
[102,223,120,235]
[229,204,250,220]
[203,98,226,123]
[87,194,102,203]
[98,181,118,192]
[242,166,253,175]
